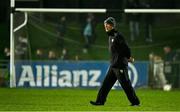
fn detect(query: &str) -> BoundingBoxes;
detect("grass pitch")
[0,88,180,111]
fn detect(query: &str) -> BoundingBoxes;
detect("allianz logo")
[16,63,138,88]
[17,65,101,87]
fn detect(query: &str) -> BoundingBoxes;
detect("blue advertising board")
[14,61,149,88]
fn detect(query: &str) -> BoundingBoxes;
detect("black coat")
[107,29,131,68]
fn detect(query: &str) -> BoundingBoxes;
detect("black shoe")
[90,101,104,106]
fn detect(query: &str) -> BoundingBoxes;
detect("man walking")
[90,17,140,106]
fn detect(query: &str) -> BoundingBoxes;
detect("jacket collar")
[107,29,117,36]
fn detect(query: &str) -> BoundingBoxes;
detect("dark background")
[1,0,180,59]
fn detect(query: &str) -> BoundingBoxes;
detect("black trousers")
[96,66,140,105]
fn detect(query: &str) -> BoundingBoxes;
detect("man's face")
[164,47,171,54]
[104,23,113,32]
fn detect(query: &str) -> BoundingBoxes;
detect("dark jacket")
[107,29,131,68]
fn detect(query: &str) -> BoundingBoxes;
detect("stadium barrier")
[14,61,149,88]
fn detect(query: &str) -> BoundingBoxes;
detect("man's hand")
[128,57,135,63]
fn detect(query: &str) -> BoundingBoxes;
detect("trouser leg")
[96,67,117,103]
[113,68,140,105]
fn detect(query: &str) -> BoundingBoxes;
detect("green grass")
[0,88,180,111]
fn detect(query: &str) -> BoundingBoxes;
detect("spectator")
[57,16,67,49]
[75,55,79,61]
[142,1,153,42]
[0,47,10,87]
[88,13,97,43]
[153,55,171,91]
[164,46,176,62]
[4,47,10,60]
[15,36,28,60]
[36,49,44,60]
[61,48,69,60]
[163,46,176,86]
[48,50,57,60]
[126,0,140,41]
[83,16,93,53]
[1,47,10,69]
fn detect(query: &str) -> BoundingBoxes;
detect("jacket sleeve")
[124,42,131,59]
[117,35,131,59]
